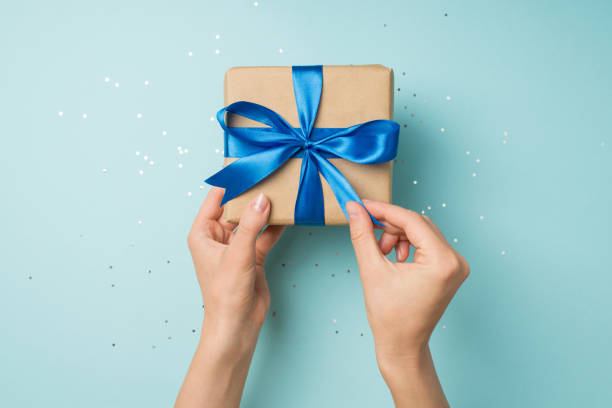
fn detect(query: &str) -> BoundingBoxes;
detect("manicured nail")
[252,193,268,213]
[346,202,360,220]
[397,245,405,260]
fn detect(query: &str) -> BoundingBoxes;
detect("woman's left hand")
[176,187,284,408]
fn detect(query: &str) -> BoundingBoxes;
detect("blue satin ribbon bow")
[205,65,399,225]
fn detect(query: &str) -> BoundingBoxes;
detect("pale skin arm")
[175,188,283,408]
[346,200,470,408]
[176,188,469,408]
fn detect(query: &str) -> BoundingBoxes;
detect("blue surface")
[1,1,611,407]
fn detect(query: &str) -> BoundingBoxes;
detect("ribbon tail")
[206,144,300,206]
[309,153,384,227]
[294,151,325,225]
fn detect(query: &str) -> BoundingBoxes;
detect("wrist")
[200,314,262,360]
[376,345,449,408]
[376,343,430,378]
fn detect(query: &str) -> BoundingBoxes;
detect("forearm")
[175,318,260,408]
[377,345,449,408]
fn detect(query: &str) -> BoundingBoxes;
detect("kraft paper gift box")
[216,64,396,225]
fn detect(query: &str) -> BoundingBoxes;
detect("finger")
[363,200,443,250]
[422,215,447,242]
[347,201,383,268]
[192,187,225,230]
[229,193,271,254]
[395,240,410,262]
[256,225,286,262]
[378,231,399,255]
[218,214,237,233]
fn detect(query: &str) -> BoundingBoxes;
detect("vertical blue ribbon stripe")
[205,65,399,225]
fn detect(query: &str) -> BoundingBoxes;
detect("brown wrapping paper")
[221,65,394,225]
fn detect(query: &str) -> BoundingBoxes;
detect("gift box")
[206,65,399,225]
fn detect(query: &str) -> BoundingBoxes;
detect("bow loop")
[218,101,301,141]
[313,120,400,163]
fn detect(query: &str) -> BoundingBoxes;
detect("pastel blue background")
[1,0,611,406]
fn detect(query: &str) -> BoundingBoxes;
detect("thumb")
[230,193,270,254]
[347,201,383,269]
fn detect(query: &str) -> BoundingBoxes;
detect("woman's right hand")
[346,200,469,408]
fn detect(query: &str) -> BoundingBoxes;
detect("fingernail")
[346,202,360,220]
[252,193,268,213]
